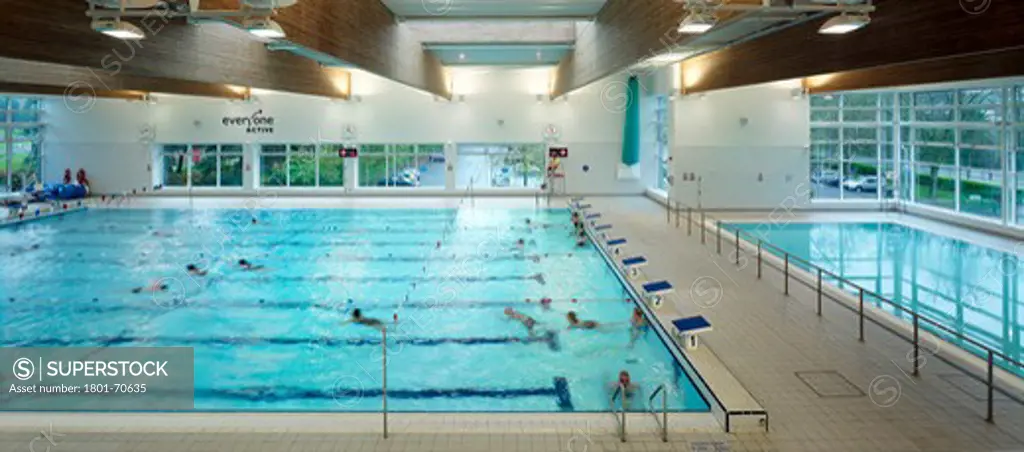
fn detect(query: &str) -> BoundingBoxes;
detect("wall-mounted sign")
[222,109,275,134]
[549,147,569,158]
[338,148,359,158]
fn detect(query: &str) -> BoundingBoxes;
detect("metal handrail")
[382,328,388,439]
[668,199,1023,423]
[647,385,668,442]
[611,383,626,442]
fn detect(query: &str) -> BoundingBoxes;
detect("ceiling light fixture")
[677,12,716,34]
[91,19,145,40]
[818,13,871,35]
[244,18,286,39]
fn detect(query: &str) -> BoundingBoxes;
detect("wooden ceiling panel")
[0,0,349,98]
[202,0,449,97]
[680,0,1024,93]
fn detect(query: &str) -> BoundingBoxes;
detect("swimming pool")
[728,221,1023,376]
[0,207,711,412]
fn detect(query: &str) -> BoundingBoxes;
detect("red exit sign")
[338,148,359,158]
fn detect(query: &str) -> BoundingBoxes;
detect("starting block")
[606,237,627,256]
[671,316,713,350]
[621,256,648,279]
[642,280,673,309]
[593,224,612,239]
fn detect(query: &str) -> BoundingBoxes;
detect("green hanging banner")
[621,76,641,166]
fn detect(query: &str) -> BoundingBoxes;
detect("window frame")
[160,143,246,188]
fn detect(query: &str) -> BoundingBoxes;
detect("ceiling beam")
[679,0,1024,94]
[0,0,350,98]
[804,47,1024,94]
[0,57,255,100]
[201,0,450,98]
[549,0,767,98]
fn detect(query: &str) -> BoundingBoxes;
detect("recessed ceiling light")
[244,18,286,39]
[91,19,145,40]
[677,13,716,34]
[646,52,690,65]
[818,14,870,34]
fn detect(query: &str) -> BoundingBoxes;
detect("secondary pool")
[0,208,710,412]
[728,221,1023,376]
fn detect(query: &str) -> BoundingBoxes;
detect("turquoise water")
[0,208,710,412]
[729,221,1023,375]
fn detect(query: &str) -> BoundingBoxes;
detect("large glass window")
[161,144,245,188]
[810,93,892,201]
[288,144,316,187]
[356,144,446,188]
[2,96,44,191]
[318,144,346,187]
[817,81,1024,226]
[456,144,545,189]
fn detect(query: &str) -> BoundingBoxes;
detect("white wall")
[669,81,811,210]
[43,67,647,195]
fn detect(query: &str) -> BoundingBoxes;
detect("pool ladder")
[610,384,668,443]
[648,385,668,442]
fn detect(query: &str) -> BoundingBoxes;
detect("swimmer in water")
[504,307,537,336]
[131,281,169,294]
[9,243,41,256]
[576,229,588,247]
[566,311,599,330]
[345,308,385,331]
[611,370,639,408]
[186,264,208,277]
[539,297,553,311]
[628,307,649,347]
[238,259,265,271]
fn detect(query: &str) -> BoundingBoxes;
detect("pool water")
[729,221,1023,375]
[0,208,710,412]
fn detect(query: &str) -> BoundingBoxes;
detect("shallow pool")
[0,208,710,412]
[729,221,1023,376]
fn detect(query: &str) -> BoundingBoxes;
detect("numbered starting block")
[606,237,627,256]
[621,256,648,279]
[575,203,593,210]
[593,224,613,239]
[671,316,713,350]
[642,280,673,309]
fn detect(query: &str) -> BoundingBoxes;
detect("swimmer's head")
[567,311,578,322]
[504,307,514,316]
[239,259,249,266]
[352,308,363,319]
[517,239,525,245]
[186,264,197,271]
[618,370,631,386]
